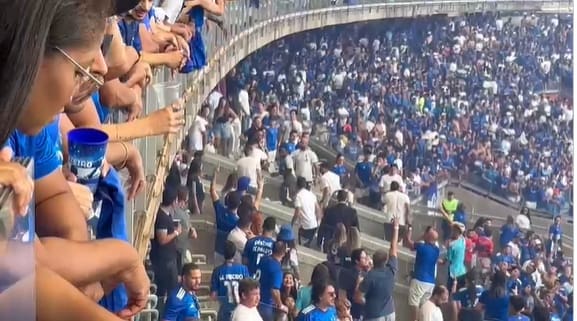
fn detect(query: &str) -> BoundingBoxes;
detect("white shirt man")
[208,90,223,114]
[379,172,405,194]
[292,148,318,183]
[227,226,247,264]
[237,148,261,189]
[383,187,411,225]
[188,115,208,152]
[231,279,263,321]
[319,167,341,208]
[294,186,319,231]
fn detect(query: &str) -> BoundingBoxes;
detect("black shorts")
[383,223,406,243]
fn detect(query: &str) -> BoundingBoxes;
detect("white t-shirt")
[237,156,261,188]
[208,91,223,113]
[383,190,410,225]
[292,149,318,182]
[294,189,318,230]
[231,304,263,321]
[379,174,405,193]
[238,89,250,116]
[227,227,247,264]
[419,300,443,321]
[319,171,341,206]
[188,116,208,151]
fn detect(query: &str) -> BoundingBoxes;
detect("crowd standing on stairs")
[148,10,574,321]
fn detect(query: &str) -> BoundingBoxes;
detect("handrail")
[131,0,573,261]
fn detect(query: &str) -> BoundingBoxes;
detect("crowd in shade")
[215,12,573,216]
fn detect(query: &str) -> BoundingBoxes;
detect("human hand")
[124,144,145,200]
[175,223,183,235]
[80,282,105,302]
[125,61,152,89]
[0,148,34,216]
[164,50,186,69]
[113,262,150,319]
[124,88,144,122]
[171,23,193,41]
[175,35,190,59]
[145,103,186,136]
[67,181,94,220]
[189,227,198,239]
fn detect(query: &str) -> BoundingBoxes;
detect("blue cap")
[237,176,251,192]
[277,224,295,242]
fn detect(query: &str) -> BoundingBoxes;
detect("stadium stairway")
[202,152,573,256]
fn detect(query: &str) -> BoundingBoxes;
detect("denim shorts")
[213,122,232,139]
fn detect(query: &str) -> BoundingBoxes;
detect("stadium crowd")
[207,12,573,216]
[0,0,573,320]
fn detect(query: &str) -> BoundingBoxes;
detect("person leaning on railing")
[0,0,150,320]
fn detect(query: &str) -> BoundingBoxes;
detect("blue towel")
[95,168,129,313]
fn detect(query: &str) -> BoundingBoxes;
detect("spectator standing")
[318,162,342,209]
[150,187,182,298]
[406,226,441,321]
[292,176,322,247]
[174,186,198,271]
[231,278,264,321]
[452,270,483,321]
[163,263,202,321]
[210,241,251,321]
[186,159,205,215]
[257,241,289,321]
[319,190,360,248]
[359,217,400,321]
[515,207,532,231]
[382,181,411,243]
[477,271,510,321]
[187,105,210,154]
[243,216,276,276]
[439,191,459,241]
[547,216,563,260]
[228,209,253,264]
[296,264,332,313]
[338,248,370,321]
[292,133,319,185]
[379,165,405,196]
[210,166,240,265]
[418,285,449,321]
[298,282,338,321]
[237,145,262,191]
[445,222,467,294]
[500,216,521,250]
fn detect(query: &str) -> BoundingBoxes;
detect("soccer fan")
[163,263,202,321]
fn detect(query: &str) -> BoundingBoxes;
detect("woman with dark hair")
[296,263,331,312]
[298,281,338,320]
[476,271,510,321]
[0,0,150,319]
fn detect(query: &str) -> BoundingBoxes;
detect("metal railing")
[126,0,573,259]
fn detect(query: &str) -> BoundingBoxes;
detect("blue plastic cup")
[67,128,108,193]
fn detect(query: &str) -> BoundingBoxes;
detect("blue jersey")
[354,161,373,187]
[256,256,283,307]
[243,236,274,275]
[213,201,239,255]
[284,141,297,154]
[163,286,201,321]
[210,263,250,319]
[508,315,530,321]
[452,285,483,308]
[266,126,279,151]
[6,120,61,180]
[298,305,338,321]
[413,242,440,284]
